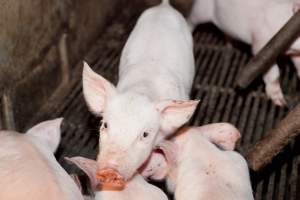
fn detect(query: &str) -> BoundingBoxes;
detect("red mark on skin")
[96,168,126,190]
[205,164,216,175]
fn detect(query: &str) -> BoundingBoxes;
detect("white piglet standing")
[83,0,198,187]
[0,119,84,200]
[141,123,254,200]
[188,0,300,106]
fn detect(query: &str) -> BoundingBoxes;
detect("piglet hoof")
[265,85,287,107]
[96,168,126,189]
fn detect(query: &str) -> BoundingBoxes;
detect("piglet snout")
[96,168,126,189]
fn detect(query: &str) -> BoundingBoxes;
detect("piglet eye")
[143,132,149,138]
[103,122,108,129]
[101,121,108,130]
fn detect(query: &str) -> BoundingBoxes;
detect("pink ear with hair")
[26,118,63,153]
[82,61,117,116]
[156,100,199,136]
[65,157,100,191]
[70,174,82,193]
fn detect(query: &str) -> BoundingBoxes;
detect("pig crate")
[3,6,300,200]
[55,14,300,200]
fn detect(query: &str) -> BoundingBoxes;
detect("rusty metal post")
[236,10,300,88]
[1,93,16,130]
[246,103,300,171]
[59,33,70,84]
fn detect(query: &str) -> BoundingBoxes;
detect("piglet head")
[82,61,199,186]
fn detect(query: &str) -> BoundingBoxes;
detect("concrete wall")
[0,0,194,131]
[0,0,122,131]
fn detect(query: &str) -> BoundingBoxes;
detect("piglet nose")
[96,168,126,189]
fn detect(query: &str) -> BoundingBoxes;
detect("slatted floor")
[48,9,300,200]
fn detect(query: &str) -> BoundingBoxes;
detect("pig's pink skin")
[83,0,198,182]
[142,125,254,200]
[95,175,168,200]
[0,119,84,200]
[190,123,241,151]
[188,0,300,106]
[66,156,168,200]
[140,123,240,179]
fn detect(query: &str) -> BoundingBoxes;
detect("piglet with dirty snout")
[188,0,300,106]
[82,0,198,188]
[141,123,254,200]
[66,157,168,200]
[0,118,84,200]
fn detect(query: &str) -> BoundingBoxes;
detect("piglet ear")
[26,118,63,153]
[139,150,169,180]
[156,100,199,136]
[65,157,100,192]
[70,174,82,193]
[82,61,117,116]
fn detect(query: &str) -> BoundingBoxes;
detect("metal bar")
[236,10,300,88]
[59,33,70,84]
[246,103,300,171]
[1,93,15,130]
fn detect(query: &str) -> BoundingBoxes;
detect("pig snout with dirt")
[82,0,198,187]
[141,124,254,200]
[66,156,168,200]
[188,0,300,106]
[0,118,84,200]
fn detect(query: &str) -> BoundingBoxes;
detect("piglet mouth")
[96,168,126,189]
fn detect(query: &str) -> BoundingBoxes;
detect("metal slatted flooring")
[47,11,300,200]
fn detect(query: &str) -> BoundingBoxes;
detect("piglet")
[82,0,198,188]
[188,0,300,106]
[0,118,84,200]
[66,157,168,200]
[141,124,254,200]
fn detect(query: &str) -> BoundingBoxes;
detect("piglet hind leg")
[263,65,287,106]
[252,33,287,106]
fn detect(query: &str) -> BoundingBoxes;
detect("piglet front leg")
[263,65,287,106]
[195,123,241,150]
